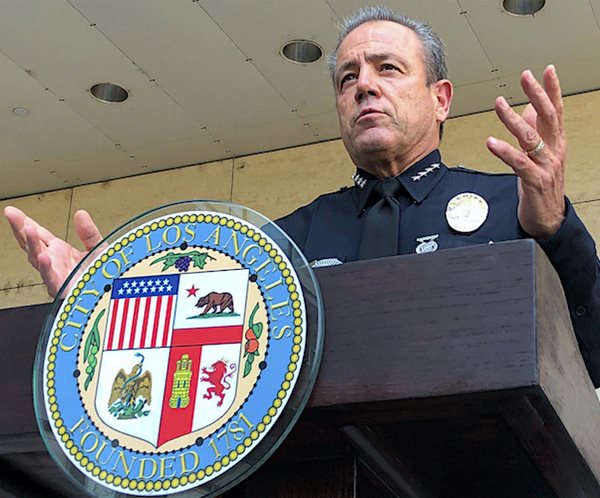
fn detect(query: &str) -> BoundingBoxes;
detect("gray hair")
[327,6,448,86]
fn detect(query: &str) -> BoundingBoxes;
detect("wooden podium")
[1,240,599,497]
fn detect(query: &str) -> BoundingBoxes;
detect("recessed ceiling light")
[281,40,323,64]
[12,106,30,117]
[502,0,545,16]
[89,82,129,103]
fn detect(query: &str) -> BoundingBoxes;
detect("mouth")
[355,108,385,124]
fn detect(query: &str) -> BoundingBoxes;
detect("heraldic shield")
[34,201,324,498]
[95,269,249,447]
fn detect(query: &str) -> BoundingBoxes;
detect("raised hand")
[4,206,103,297]
[486,65,566,239]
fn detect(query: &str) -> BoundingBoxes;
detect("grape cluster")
[175,256,192,272]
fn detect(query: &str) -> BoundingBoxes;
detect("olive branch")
[83,309,104,390]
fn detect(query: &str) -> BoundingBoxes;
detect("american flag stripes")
[105,275,179,351]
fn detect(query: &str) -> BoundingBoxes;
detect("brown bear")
[195,292,234,315]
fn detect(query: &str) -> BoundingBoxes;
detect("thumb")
[73,210,103,250]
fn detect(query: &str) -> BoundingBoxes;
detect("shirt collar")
[353,149,447,215]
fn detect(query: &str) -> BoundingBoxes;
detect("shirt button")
[575,305,587,317]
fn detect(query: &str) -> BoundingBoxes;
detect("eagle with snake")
[108,352,152,419]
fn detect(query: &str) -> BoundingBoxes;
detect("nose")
[355,67,380,103]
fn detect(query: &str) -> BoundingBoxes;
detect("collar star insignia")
[411,163,440,182]
[352,172,367,189]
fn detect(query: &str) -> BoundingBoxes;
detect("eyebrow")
[335,52,406,81]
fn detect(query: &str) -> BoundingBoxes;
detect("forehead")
[336,20,424,65]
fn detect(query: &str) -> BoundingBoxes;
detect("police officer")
[275,7,599,384]
[5,8,599,383]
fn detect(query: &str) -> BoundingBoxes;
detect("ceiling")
[1,0,600,200]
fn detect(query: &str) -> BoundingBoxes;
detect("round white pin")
[445,192,489,233]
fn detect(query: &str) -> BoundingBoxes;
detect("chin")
[353,132,399,155]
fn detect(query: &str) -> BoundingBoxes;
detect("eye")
[380,63,399,72]
[339,73,356,89]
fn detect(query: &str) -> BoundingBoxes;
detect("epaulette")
[449,165,515,177]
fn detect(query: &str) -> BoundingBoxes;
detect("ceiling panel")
[0,1,598,201]
[0,53,117,160]
[325,0,494,86]
[591,0,600,19]
[0,141,133,198]
[198,0,338,116]
[450,78,503,117]
[298,110,342,142]
[0,0,207,149]
[496,59,600,111]
[460,0,600,93]
[215,116,319,158]
[42,151,139,188]
[131,135,230,172]
[70,0,295,132]
[0,46,132,198]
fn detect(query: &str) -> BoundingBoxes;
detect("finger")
[543,65,564,131]
[34,223,59,245]
[4,206,28,250]
[486,136,538,183]
[23,224,45,270]
[5,206,59,249]
[494,96,542,154]
[74,210,103,250]
[23,215,56,247]
[520,69,560,143]
[37,252,60,297]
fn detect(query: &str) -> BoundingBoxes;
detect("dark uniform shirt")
[275,149,600,386]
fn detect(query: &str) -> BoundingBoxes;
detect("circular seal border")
[36,204,322,497]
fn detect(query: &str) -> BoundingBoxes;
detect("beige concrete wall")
[440,90,600,254]
[441,90,600,204]
[0,190,72,308]
[2,90,599,309]
[231,140,354,220]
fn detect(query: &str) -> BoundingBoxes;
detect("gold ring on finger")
[526,139,545,157]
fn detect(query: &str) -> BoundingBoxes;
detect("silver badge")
[415,234,439,254]
[445,192,489,233]
[311,258,343,268]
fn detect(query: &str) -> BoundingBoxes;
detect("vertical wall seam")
[64,187,75,241]
[229,158,236,203]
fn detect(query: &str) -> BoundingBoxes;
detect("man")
[278,7,570,259]
[5,8,599,383]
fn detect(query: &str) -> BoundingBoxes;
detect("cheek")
[405,89,434,121]
[337,108,355,137]
[336,99,351,121]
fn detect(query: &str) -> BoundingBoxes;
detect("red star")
[187,285,199,297]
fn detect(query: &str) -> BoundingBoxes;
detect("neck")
[358,147,438,179]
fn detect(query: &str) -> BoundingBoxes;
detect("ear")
[432,79,453,123]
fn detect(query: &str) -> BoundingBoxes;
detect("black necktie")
[358,178,402,260]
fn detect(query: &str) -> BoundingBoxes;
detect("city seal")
[36,203,322,496]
